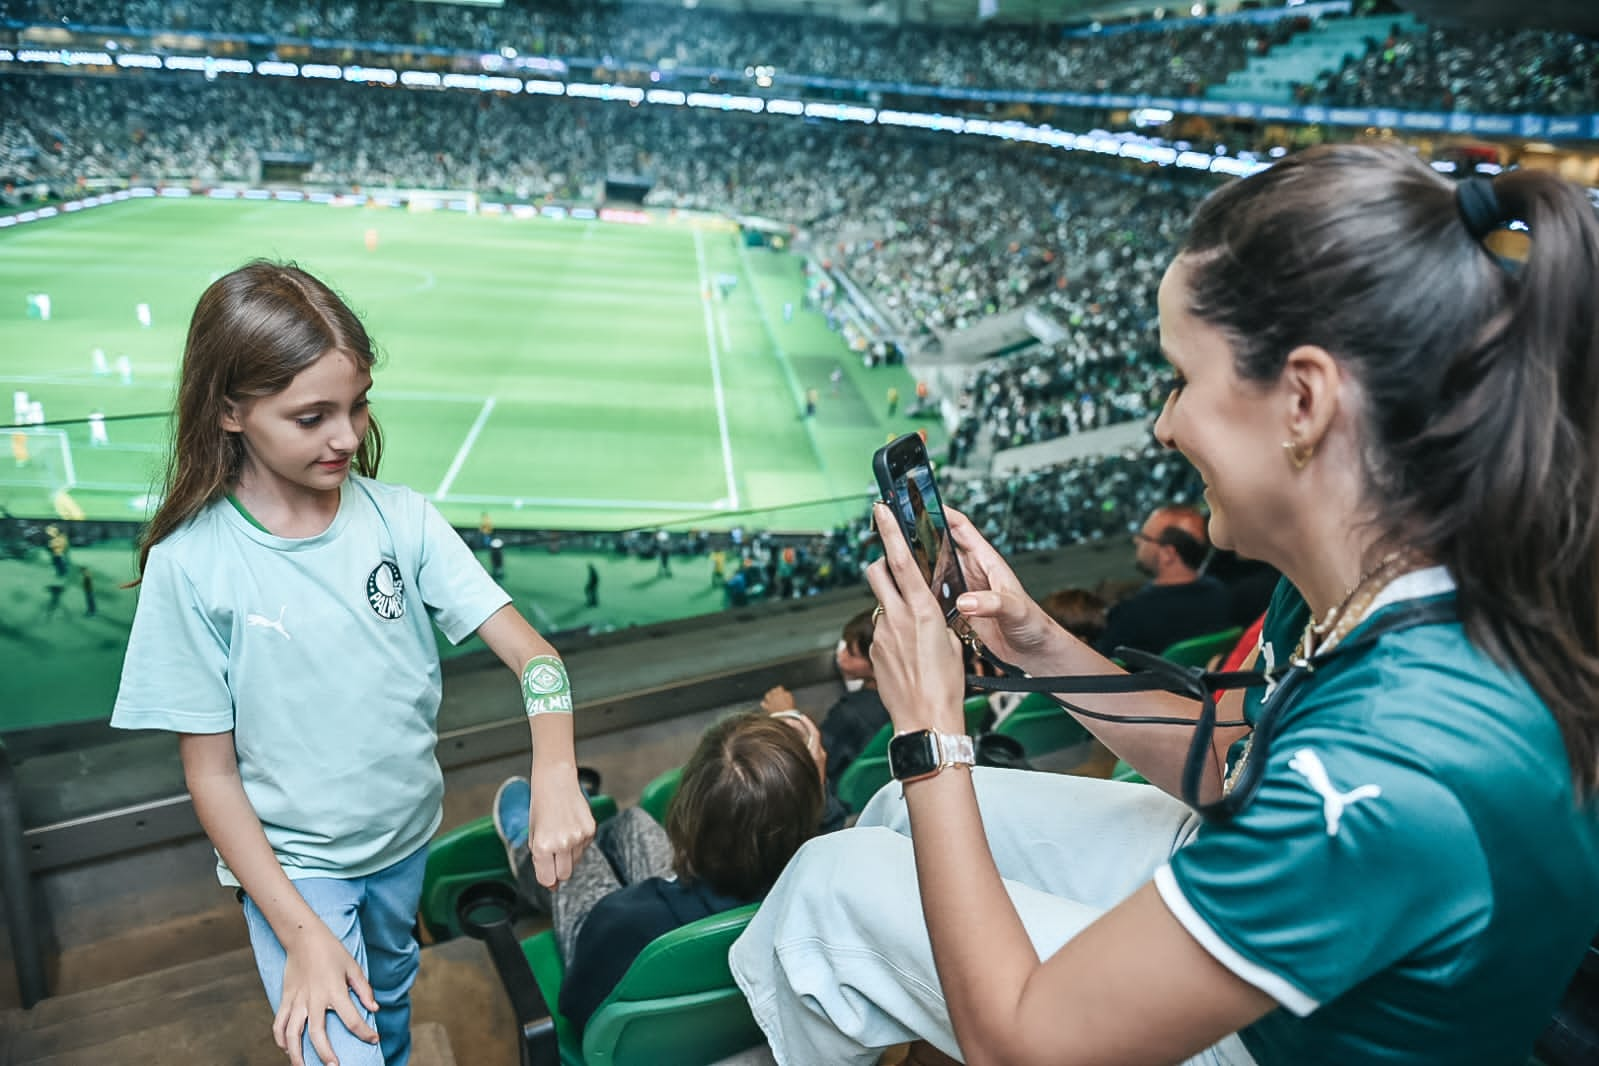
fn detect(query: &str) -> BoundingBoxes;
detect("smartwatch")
[888,730,976,783]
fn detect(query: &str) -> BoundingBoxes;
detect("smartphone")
[872,433,968,622]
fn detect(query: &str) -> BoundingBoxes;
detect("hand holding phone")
[872,434,968,622]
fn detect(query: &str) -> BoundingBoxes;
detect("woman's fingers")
[954,587,1006,619]
[872,503,942,620]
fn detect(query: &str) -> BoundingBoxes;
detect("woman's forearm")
[1008,629,1246,798]
[904,767,1041,1065]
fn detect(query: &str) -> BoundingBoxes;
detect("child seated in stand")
[494,712,825,1034]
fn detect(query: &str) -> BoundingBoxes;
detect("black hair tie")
[1456,176,1504,242]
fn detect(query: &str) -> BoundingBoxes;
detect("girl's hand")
[944,505,1070,667]
[528,770,597,889]
[772,709,829,783]
[760,685,798,713]
[275,922,379,1066]
[866,501,966,736]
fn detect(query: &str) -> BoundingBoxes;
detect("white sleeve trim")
[1154,864,1321,1017]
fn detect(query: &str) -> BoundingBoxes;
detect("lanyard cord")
[958,598,1457,821]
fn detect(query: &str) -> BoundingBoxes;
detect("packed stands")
[1307,22,1599,114]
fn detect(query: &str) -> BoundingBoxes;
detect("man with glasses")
[1095,505,1231,658]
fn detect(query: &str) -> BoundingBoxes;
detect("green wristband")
[522,655,573,716]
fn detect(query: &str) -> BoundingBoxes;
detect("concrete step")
[8,944,475,1066]
[20,1020,456,1066]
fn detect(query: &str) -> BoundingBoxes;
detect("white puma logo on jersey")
[1260,637,1278,700]
[1289,749,1381,838]
[246,606,290,640]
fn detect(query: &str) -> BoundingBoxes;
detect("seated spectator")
[492,711,823,1035]
[762,607,884,800]
[1205,547,1281,628]
[1095,504,1231,657]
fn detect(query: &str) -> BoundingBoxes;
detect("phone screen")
[889,458,965,619]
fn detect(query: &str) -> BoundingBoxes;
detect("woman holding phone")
[730,143,1599,1065]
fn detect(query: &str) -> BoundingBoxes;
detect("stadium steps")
[0,939,480,1065]
[1207,14,1422,104]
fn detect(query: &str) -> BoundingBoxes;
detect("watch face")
[888,731,941,782]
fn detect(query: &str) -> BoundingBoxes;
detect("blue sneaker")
[493,775,531,857]
[493,776,552,911]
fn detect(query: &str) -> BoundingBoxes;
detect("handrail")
[0,739,48,1007]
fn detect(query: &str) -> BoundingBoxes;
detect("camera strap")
[956,597,1457,820]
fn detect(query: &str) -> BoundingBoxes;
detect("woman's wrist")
[891,698,967,737]
[1008,617,1086,678]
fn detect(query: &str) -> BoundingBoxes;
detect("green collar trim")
[226,494,271,533]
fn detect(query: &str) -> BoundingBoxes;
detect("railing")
[0,740,48,1007]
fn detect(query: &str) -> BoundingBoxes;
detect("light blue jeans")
[242,845,429,1066]
[729,768,1257,1066]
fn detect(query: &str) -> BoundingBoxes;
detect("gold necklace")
[1220,548,1418,797]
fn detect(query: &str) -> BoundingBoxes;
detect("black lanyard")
[964,598,1458,822]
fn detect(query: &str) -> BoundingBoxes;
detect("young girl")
[111,260,595,1066]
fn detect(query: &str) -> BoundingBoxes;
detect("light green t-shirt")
[112,476,511,885]
[1158,573,1599,1064]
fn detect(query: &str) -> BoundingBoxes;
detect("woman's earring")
[1282,440,1314,471]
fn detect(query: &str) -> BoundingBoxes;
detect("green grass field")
[0,197,936,731]
[0,196,930,531]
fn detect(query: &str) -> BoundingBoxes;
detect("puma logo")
[246,606,290,641]
[1288,749,1381,838]
[1260,638,1278,700]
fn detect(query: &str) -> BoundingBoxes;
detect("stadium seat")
[638,766,683,826]
[993,692,1091,757]
[420,793,619,943]
[1159,627,1244,669]
[1110,759,1148,785]
[834,697,991,813]
[522,903,765,1066]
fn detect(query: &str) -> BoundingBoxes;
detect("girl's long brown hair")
[137,261,383,576]
[1180,143,1599,792]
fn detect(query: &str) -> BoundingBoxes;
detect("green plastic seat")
[835,740,893,814]
[834,698,991,813]
[1110,759,1148,785]
[638,766,683,826]
[524,902,765,1066]
[420,793,619,942]
[1160,626,1244,669]
[993,691,1091,757]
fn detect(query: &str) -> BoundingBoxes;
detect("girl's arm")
[476,604,596,887]
[179,733,378,1066]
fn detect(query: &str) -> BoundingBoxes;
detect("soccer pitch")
[1,197,928,532]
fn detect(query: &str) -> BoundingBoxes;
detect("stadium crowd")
[946,441,1203,553]
[6,0,1302,95]
[7,0,1598,111]
[1307,22,1599,115]
[0,73,1207,345]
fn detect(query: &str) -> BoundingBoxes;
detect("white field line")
[692,228,740,510]
[715,297,733,352]
[434,396,496,501]
[440,493,717,512]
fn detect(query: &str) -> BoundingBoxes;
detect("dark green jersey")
[1160,571,1599,1065]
